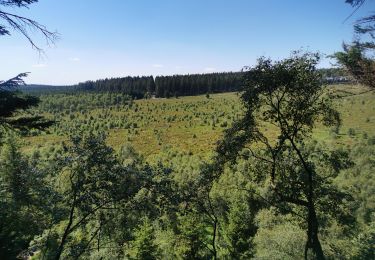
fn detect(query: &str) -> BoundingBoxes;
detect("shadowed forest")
[1,1,375,259]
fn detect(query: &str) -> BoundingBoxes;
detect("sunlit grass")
[22,84,375,161]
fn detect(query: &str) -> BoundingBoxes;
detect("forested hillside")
[1,0,374,259]
[2,55,374,260]
[2,81,374,259]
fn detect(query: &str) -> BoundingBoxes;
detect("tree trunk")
[289,138,325,260]
[212,216,218,260]
[55,201,75,260]
[305,201,325,260]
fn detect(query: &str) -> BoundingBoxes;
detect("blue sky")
[1,0,373,85]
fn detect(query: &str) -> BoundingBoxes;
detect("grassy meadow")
[22,84,375,161]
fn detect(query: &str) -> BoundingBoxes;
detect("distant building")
[324,76,351,84]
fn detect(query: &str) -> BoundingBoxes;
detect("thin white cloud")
[69,57,80,62]
[175,66,183,69]
[204,67,216,72]
[152,64,163,68]
[32,63,47,68]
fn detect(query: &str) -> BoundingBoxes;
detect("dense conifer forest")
[75,72,243,98]
[23,68,350,98]
[24,72,244,98]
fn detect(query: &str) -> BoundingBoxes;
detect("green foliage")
[30,133,147,259]
[254,209,306,260]
[334,1,374,90]
[0,75,39,118]
[0,82,373,259]
[351,219,375,259]
[220,195,257,259]
[2,1,373,259]
[0,132,51,259]
[214,52,353,259]
[128,218,159,260]
[334,44,375,89]
[0,73,53,131]
[175,212,210,259]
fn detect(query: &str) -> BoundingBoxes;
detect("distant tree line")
[24,69,350,98]
[154,72,243,97]
[76,76,156,99]
[20,84,74,94]
[74,72,244,98]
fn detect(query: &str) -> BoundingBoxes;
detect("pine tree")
[128,218,159,260]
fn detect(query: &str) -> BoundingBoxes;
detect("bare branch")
[0,10,59,52]
[343,0,366,23]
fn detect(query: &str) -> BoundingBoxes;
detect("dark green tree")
[213,52,353,259]
[0,73,53,131]
[334,0,375,89]
[47,133,137,260]
[0,133,51,259]
[0,0,57,131]
[128,217,159,260]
